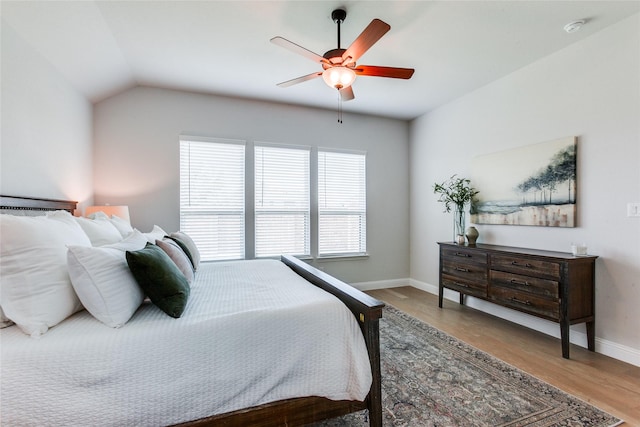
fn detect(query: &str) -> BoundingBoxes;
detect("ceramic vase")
[465,226,479,245]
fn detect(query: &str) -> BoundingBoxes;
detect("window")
[318,149,366,256]
[255,144,310,257]
[179,137,245,261]
[179,138,366,261]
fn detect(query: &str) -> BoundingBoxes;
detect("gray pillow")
[156,238,195,285]
[169,231,200,270]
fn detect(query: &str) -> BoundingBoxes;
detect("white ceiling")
[2,1,639,120]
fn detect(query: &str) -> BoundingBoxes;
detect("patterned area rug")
[315,306,622,427]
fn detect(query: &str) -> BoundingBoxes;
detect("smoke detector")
[564,20,585,33]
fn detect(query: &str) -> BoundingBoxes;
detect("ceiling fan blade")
[339,86,355,101]
[355,65,415,79]
[271,36,328,64]
[276,72,322,88]
[342,19,390,64]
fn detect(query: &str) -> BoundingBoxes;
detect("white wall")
[93,86,410,284]
[410,14,640,365]
[0,22,93,209]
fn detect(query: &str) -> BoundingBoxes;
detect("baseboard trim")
[409,279,640,368]
[352,278,409,291]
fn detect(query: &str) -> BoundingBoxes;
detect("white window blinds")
[318,149,367,256]
[255,144,310,258]
[179,137,245,261]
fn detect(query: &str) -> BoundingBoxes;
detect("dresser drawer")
[491,254,560,279]
[442,274,487,299]
[442,259,488,283]
[441,247,487,265]
[488,286,559,320]
[490,270,559,300]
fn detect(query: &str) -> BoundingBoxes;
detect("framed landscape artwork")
[470,136,577,227]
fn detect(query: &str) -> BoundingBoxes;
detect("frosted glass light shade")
[322,66,356,89]
[85,205,130,222]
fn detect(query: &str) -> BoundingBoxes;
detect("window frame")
[254,142,311,258]
[179,135,246,261]
[317,147,367,258]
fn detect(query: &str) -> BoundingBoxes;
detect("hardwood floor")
[366,286,640,426]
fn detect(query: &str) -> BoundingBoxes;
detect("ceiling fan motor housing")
[331,9,347,24]
[323,48,349,67]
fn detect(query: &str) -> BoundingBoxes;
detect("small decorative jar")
[465,226,479,245]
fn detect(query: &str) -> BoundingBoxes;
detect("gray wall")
[409,14,640,365]
[0,22,93,208]
[93,86,410,284]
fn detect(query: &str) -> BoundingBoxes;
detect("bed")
[0,195,384,427]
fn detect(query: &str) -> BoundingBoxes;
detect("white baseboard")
[409,278,439,295]
[409,279,640,368]
[352,278,410,291]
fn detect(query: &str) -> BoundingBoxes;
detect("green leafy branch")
[433,175,479,213]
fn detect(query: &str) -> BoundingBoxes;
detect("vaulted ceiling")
[2,1,638,120]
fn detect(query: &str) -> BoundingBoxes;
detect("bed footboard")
[281,255,384,427]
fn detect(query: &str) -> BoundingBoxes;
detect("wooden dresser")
[438,242,597,359]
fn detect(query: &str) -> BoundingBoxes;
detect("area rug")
[315,306,622,427]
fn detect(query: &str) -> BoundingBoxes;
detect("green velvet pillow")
[126,243,190,318]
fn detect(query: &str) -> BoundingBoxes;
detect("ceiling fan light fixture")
[322,66,356,90]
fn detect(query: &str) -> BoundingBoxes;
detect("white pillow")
[67,230,148,328]
[142,225,168,243]
[74,216,123,246]
[87,211,133,238]
[0,211,91,337]
[110,214,134,238]
[87,211,109,220]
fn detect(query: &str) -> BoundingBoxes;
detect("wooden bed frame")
[0,195,385,427]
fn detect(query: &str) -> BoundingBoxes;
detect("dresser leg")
[438,284,444,308]
[561,321,570,359]
[459,293,464,305]
[586,321,595,352]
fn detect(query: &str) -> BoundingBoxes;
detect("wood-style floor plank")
[366,286,640,426]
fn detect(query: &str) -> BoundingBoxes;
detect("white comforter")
[0,259,372,426]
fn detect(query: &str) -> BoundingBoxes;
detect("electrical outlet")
[628,203,640,217]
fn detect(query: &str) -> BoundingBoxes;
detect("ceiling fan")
[271,9,414,102]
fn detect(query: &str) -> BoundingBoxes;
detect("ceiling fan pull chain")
[338,91,343,123]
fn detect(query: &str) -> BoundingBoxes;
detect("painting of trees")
[516,144,576,205]
[470,136,577,227]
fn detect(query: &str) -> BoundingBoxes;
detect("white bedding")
[0,259,372,426]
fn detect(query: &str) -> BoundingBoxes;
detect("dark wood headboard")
[0,195,77,213]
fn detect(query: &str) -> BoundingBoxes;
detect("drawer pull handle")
[455,252,471,257]
[454,282,469,288]
[510,279,530,286]
[455,267,469,272]
[510,297,532,306]
[511,261,534,268]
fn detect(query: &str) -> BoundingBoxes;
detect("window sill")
[315,253,370,262]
